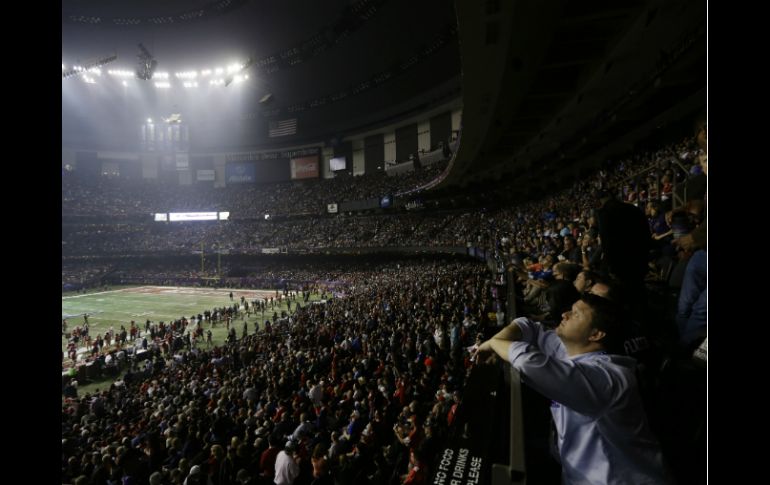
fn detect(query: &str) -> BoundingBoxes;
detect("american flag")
[268,118,297,137]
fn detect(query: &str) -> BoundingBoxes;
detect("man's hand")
[471,340,499,364]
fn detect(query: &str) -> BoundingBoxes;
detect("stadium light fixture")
[225,57,253,87]
[62,53,117,79]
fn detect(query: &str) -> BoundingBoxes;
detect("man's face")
[556,300,598,345]
[574,272,590,293]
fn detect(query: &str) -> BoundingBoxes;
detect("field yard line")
[61,287,153,300]
[63,285,279,301]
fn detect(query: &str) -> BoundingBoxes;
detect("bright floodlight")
[147,118,153,123]
[264,214,270,220]
[122,80,128,86]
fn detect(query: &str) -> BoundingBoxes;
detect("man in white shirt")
[309,379,324,407]
[274,440,299,485]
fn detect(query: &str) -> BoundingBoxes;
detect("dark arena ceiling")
[62,0,705,189]
[62,0,462,151]
[441,0,706,190]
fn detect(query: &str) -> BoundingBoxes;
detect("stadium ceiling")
[63,0,705,181]
[62,0,462,145]
[441,0,706,193]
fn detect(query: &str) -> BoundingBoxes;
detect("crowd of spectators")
[63,263,115,292]
[62,162,448,219]
[63,135,705,276]
[62,260,501,485]
[61,125,707,484]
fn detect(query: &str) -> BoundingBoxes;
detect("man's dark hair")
[580,293,624,353]
[580,270,601,288]
[557,262,582,283]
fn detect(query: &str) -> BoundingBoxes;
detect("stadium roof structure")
[62,0,462,150]
[62,0,705,191]
[440,0,706,191]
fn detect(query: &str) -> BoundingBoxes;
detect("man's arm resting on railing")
[476,322,523,360]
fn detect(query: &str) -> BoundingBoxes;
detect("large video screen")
[330,156,347,171]
[169,212,218,221]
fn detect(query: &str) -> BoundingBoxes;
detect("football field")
[61,286,320,358]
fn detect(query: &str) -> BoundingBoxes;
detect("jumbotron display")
[154,212,230,221]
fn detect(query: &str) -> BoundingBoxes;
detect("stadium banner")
[262,248,280,254]
[327,203,338,213]
[197,169,215,181]
[176,153,189,170]
[225,162,256,183]
[226,147,319,163]
[147,124,156,151]
[290,155,319,179]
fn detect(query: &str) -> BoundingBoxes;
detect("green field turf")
[61,286,321,357]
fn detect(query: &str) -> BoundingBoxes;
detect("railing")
[492,366,527,485]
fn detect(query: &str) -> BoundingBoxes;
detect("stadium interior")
[62,1,707,484]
